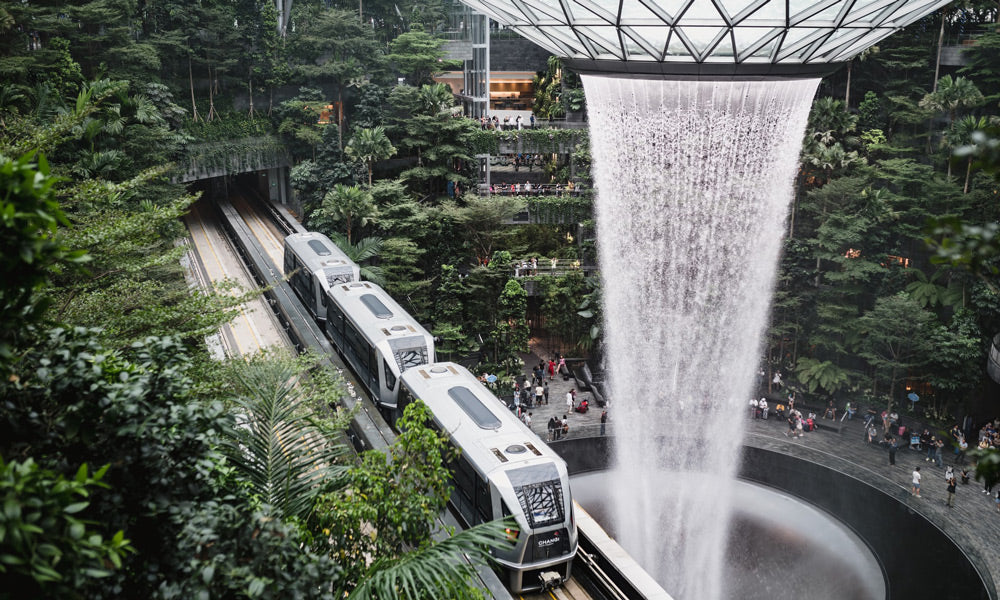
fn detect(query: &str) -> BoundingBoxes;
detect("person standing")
[926,436,937,463]
[888,436,897,465]
[548,358,556,379]
[946,477,957,507]
[956,435,968,465]
[749,397,759,419]
[759,398,768,420]
[600,410,608,436]
[543,381,550,405]
[566,390,574,412]
[524,411,532,429]
[535,383,544,407]
[911,467,922,498]
[934,438,945,467]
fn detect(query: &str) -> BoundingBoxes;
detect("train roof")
[283,232,358,279]
[400,363,566,479]
[329,281,434,373]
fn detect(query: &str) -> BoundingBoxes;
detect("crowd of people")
[749,393,1000,513]
[486,180,582,196]
[477,114,536,131]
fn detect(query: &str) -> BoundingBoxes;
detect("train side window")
[327,303,345,335]
[475,478,492,524]
[345,322,374,384]
[383,360,397,392]
[501,500,512,518]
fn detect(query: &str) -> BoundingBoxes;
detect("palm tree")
[328,231,386,285]
[947,115,992,191]
[345,126,396,187]
[920,75,984,126]
[321,183,379,244]
[223,357,348,522]
[418,82,454,116]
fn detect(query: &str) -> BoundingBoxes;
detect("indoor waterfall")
[582,75,820,600]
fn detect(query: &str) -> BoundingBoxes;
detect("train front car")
[398,363,577,593]
[282,232,359,321]
[324,281,434,408]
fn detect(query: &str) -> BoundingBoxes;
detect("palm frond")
[347,521,512,600]
[225,358,349,521]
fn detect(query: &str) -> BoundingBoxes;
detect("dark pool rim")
[551,436,993,600]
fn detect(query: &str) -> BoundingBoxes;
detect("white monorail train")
[283,233,576,592]
[399,363,577,593]
[283,232,360,321]
[323,280,435,406]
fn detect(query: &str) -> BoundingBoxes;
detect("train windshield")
[507,464,564,528]
[323,267,354,286]
[389,338,429,371]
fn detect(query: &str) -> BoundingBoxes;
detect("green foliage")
[1,330,232,599]
[856,292,936,409]
[0,153,87,363]
[0,458,131,599]
[346,126,396,187]
[315,401,507,599]
[223,356,349,522]
[525,195,592,224]
[467,128,585,156]
[386,27,459,85]
[794,357,851,395]
[441,195,525,264]
[492,279,529,373]
[160,501,342,600]
[318,184,379,244]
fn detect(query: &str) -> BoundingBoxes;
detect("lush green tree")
[920,75,984,126]
[314,400,509,599]
[442,195,526,264]
[856,292,936,412]
[491,278,528,374]
[924,309,984,416]
[385,24,459,86]
[318,184,379,244]
[346,126,396,187]
[0,153,87,363]
[0,458,131,599]
[431,264,476,361]
[290,6,387,148]
[1,330,232,599]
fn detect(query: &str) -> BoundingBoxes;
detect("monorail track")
[185,186,645,600]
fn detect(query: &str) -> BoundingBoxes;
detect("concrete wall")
[490,38,551,72]
[550,437,990,600]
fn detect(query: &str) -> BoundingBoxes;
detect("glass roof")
[460,0,952,64]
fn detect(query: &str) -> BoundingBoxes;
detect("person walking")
[600,410,608,436]
[926,436,937,463]
[543,381,550,405]
[888,436,897,465]
[911,467,922,498]
[566,390,575,412]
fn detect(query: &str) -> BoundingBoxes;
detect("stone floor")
[516,340,608,441]
[746,410,999,597]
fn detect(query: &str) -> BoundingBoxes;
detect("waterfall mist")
[581,75,819,600]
